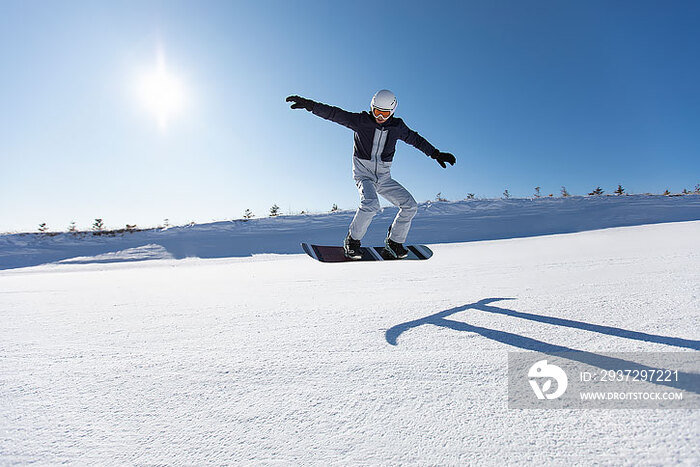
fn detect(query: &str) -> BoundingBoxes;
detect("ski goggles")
[372,107,393,119]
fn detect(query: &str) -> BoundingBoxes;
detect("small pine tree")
[269,204,280,216]
[243,209,254,219]
[561,186,570,197]
[331,203,339,212]
[503,189,510,199]
[589,187,604,196]
[614,184,625,195]
[92,218,104,231]
[436,192,447,202]
[662,189,671,196]
[682,188,689,195]
[466,193,475,200]
[68,221,77,232]
[38,222,48,233]
[534,187,541,198]
[163,218,170,228]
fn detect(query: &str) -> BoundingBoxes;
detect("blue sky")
[1,0,698,231]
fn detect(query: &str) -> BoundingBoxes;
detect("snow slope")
[1,194,699,270]
[1,219,698,465]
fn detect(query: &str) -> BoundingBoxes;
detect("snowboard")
[301,242,433,263]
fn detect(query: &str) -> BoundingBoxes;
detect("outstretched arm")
[396,119,456,168]
[286,95,362,131]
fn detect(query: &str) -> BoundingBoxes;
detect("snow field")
[1,221,698,465]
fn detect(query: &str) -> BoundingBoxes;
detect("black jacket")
[310,101,437,162]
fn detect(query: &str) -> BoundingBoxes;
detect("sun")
[137,51,185,130]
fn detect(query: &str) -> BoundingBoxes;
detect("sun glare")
[137,51,185,130]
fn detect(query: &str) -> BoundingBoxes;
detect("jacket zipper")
[375,147,379,180]
[374,128,386,181]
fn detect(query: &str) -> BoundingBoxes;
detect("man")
[286,90,455,259]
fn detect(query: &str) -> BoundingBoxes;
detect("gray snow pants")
[349,174,418,243]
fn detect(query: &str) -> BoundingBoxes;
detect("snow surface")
[1,197,699,465]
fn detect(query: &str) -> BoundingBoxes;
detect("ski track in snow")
[1,220,699,465]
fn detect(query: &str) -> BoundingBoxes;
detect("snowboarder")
[286,90,455,259]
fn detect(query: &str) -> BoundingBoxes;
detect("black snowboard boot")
[344,233,362,260]
[384,228,408,259]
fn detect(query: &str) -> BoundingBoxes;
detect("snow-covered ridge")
[1,194,699,270]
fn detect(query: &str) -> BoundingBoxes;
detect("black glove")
[431,149,456,168]
[286,95,315,111]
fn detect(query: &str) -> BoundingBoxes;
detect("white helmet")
[371,89,397,113]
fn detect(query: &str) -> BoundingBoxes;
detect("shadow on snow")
[386,298,700,394]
